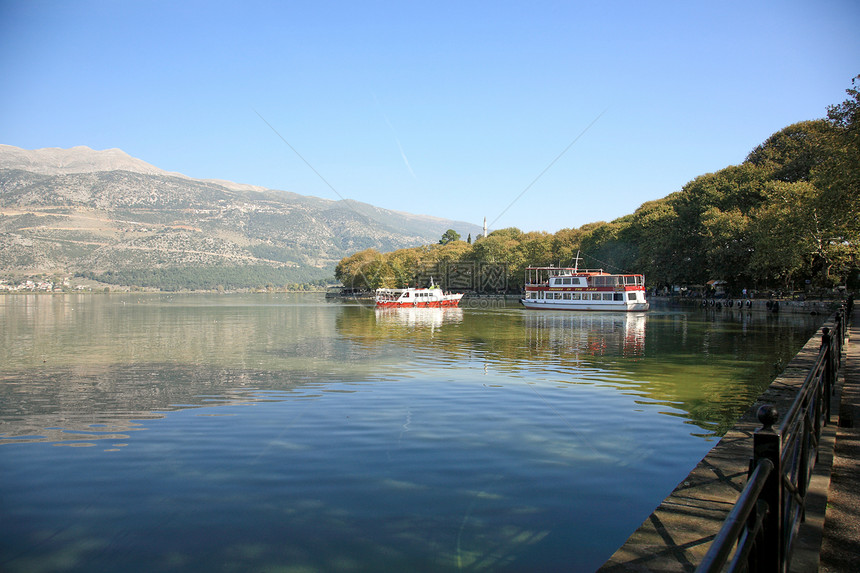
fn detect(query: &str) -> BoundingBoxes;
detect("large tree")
[746,120,833,183]
[438,229,461,245]
[817,75,860,281]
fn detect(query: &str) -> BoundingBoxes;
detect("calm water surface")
[0,293,824,572]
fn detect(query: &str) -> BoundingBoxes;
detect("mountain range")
[0,144,481,289]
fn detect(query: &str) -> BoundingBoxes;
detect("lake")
[0,293,824,572]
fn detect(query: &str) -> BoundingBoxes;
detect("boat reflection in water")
[522,311,647,358]
[374,306,464,330]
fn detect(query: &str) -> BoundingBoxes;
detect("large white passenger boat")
[521,265,649,311]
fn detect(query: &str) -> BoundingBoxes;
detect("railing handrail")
[778,343,827,437]
[696,305,847,572]
[696,458,774,573]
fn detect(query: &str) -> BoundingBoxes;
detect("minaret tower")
[483,217,487,239]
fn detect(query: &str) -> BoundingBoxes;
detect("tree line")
[337,77,860,295]
[80,265,332,292]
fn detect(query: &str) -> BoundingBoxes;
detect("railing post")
[752,404,783,572]
[834,310,842,340]
[835,308,844,368]
[822,328,833,406]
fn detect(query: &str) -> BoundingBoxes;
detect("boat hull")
[520,299,649,312]
[376,298,462,308]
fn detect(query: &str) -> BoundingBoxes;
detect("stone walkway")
[820,306,860,571]
[598,308,856,572]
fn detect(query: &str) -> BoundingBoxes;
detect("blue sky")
[2,1,858,234]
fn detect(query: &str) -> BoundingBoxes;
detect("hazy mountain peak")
[0,144,273,193]
[0,144,172,176]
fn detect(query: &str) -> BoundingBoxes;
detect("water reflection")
[521,311,646,358]
[374,306,464,329]
[0,364,326,445]
[333,302,824,437]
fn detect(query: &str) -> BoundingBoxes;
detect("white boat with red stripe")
[375,280,463,308]
[521,263,649,312]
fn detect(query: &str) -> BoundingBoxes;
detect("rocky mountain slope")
[0,145,480,289]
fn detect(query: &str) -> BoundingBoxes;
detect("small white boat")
[375,281,463,308]
[520,265,649,312]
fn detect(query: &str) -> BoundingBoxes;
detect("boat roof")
[524,266,643,276]
[376,285,442,292]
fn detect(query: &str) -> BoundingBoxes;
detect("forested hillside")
[337,77,860,295]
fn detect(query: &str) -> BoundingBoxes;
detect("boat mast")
[572,250,582,273]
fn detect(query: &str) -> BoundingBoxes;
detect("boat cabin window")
[593,276,620,287]
[628,292,637,301]
[550,276,592,287]
[614,293,624,301]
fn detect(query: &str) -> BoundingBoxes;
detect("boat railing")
[526,267,602,286]
[524,267,652,285]
[696,306,847,573]
[525,266,605,274]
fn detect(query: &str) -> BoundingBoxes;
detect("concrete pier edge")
[598,307,855,572]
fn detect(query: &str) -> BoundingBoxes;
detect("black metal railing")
[697,305,847,573]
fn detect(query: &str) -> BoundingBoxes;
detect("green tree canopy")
[439,229,461,244]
